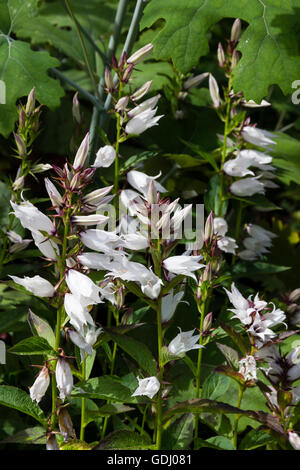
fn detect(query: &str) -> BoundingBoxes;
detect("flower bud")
[231,19,242,43]
[122,63,134,83]
[217,42,225,67]
[209,74,221,108]
[131,80,153,101]
[105,67,113,91]
[147,179,158,205]
[72,92,81,124]
[92,145,116,168]
[73,132,89,170]
[183,72,209,90]
[18,107,26,130]
[231,49,240,69]
[46,432,59,450]
[25,87,36,116]
[115,96,129,113]
[32,163,52,173]
[203,312,213,333]
[127,43,153,65]
[204,211,214,244]
[201,262,212,283]
[288,288,300,303]
[14,133,27,157]
[12,175,25,191]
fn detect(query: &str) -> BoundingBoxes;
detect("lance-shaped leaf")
[28,309,55,348]
[71,376,140,403]
[93,430,153,450]
[0,426,46,445]
[9,336,56,356]
[217,321,248,355]
[0,385,47,425]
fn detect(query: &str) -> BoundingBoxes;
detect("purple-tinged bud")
[131,80,153,101]
[115,96,129,112]
[201,262,212,283]
[73,132,89,170]
[204,212,214,244]
[105,67,114,91]
[286,303,299,314]
[231,19,242,43]
[122,63,134,83]
[25,87,36,116]
[18,107,26,130]
[111,55,118,69]
[203,312,213,333]
[147,179,158,205]
[217,42,225,67]
[116,285,125,310]
[231,49,240,69]
[118,51,127,69]
[288,288,300,303]
[70,172,81,190]
[127,43,153,65]
[80,167,96,185]
[14,133,27,157]
[72,92,81,124]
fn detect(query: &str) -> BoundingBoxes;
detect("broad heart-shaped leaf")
[104,330,157,376]
[93,430,153,450]
[141,0,300,101]
[201,372,231,400]
[8,336,56,356]
[0,385,47,425]
[0,38,64,137]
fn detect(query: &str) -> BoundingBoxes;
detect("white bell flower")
[131,376,160,399]
[55,358,73,402]
[9,274,55,297]
[168,328,202,356]
[29,366,50,403]
[11,200,55,234]
[92,145,116,168]
[163,255,205,281]
[230,176,265,197]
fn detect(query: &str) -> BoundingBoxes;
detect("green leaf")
[217,321,248,355]
[162,413,194,450]
[239,428,273,450]
[0,385,46,425]
[204,436,235,450]
[0,38,64,136]
[84,404,134,426]
[59,440,93,450]
[27,309,55,348]
[142,0,300,101]
[9,336,56,356]
[71,376,138,403]
[93,430,153,450]
[232,261,291,278]
[104,330,157,376]
[204,174,228,217]
[202,372,231,400]
[0,426,46,445]
[216,343,240,369]
[0,181,11,229]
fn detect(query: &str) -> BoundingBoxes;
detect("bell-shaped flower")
[9,274,55,297]
[66,269,102,306]
[127,170,167,199]
[168,328,202,356]
[161,290,186,323]
[45,178,63,210]
[71,214,109,226]
[92,145,116,168]
[11,200,55,235]
[121,232,149,250]
[80,229,122,255]
[78,252,114,271]
[230,176,265,197]
[7,230,32,254]
[163,255,205,281]
[288,432,300,450]
[29,366,50,403]
[238,355,257,381]
[223,156,255,177]
[64,293,95,333]
[241,126,276,148]
[125,95,163,135]
[69,326,102,362]
[55,357,73,402]
[131,376,160,399]
[82,185,113,210]
[213,217,228,237]
[31,230,59,260]
[217,236,238,254]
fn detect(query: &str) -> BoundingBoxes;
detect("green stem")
[194,294,207,449]
[51,69,103,111]
[64,0,100,99]
[219,76,232,215]
[155,296,163,451]
[80,357,86,440]
[232,384,245,449]
[88,0,129,162]
[114,85,123,206]
[231,201,243,265]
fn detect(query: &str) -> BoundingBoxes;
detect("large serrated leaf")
[141,0,300,101]
[0,385,46,425]
[71,376,138,403]
[161,413,194,450]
